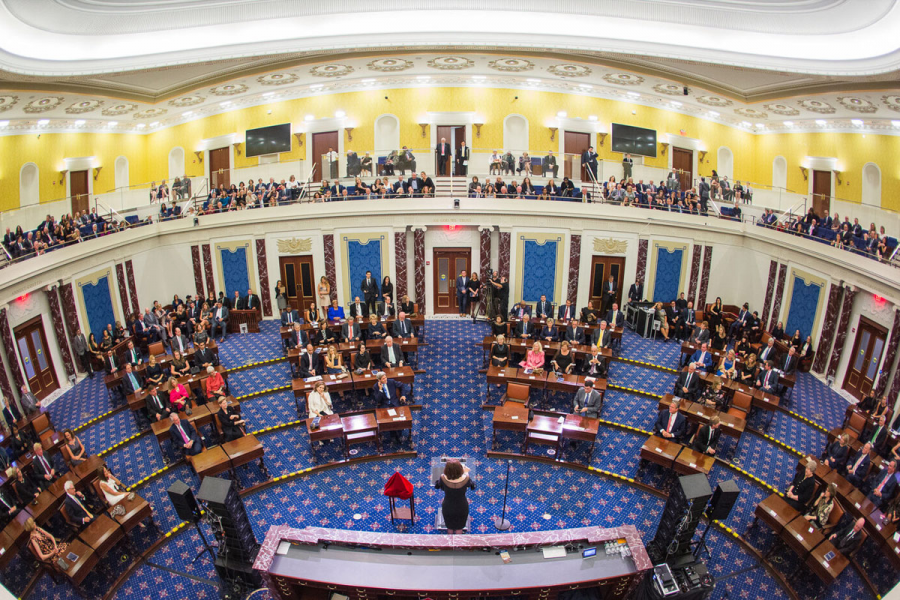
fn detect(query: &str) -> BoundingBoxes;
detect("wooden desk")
[491,402,529,451]
[781,515,825,559]
[485,365,523,403]
[640,436,683,470]
[673,447,715,476]
[60,538,99,587]
[845,489,877,522]
[525,415,563,456]
[152,406,210,444]
[342,414,380,458]
[805,540,849,585]
[559,415,599,461]
[78,513,124,558]
[753,494,798,535]
[128,366,228,415]
[2,508,32,549]
[109,494,153,533]
[27,489,59,525]
[660,394,745,441]
[192,446,231,480]
[375,407,413,446]
[0,529,20,571]
[305,414,344,463]
[222,435,268,486]
[229,309,260,333]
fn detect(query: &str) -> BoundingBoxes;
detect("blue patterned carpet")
[8,319,891,600]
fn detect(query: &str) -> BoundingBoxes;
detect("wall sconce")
[92,166,102,180]
[293,132,304,147]
[549,127,558,142]
[194,151,204,163]
[233,142,242,156]
[418,123,427,138]
[597,133,608,147]
[833,170,842,185]
[345,127,354,141]
[660,142,669,154]
[58,169,68,184]
[698,151,707,162]
[474,123,483,138]
[799,166,808,180]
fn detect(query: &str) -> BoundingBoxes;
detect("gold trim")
[276,238,313,254]
[515,233,566,306]
[74,267,122,335]
[593,237,628,255]
[340,232,391,304]
[782,268,827,345]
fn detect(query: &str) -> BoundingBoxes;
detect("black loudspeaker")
[167,480,200,522]
[197,477,260,565]
[706,480,740,521]
[647,474,711,564]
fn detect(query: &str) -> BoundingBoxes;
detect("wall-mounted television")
[245,123,292,157]
[611,123,658,158]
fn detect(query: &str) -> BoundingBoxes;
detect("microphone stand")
[493,460,512,531]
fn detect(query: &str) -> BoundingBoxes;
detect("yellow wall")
[1,86,898,213]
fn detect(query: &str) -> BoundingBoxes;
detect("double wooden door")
[673,148,693,191]
[843,317,887,400]
[812,170,831,216]
[564,131,591,181]
[311,131,339,182]
[70,170,90,215]
[279,256,316,312]
[209,147,230,190]
[433,248,471,313]
[435,126,466,176]
[587,256,625,310]
[14,317,58,400]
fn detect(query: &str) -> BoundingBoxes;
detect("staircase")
[434,177,469,197]
[580,181,602,203]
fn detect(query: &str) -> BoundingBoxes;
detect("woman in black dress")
[707,297,724,331]
[435,460,474,534]
[490,335,509,367]
[380,276,393,305]
[710,324,727,351]
[550,341,575,374]
[491,315,508,337]
[467,273,482,323]
[785,461,816,511]
[354,342,374,371]
[216,396,245,443]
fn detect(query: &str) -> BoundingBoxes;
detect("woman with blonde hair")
[519,341,545,370]
[318,276,331,312]
[26,517,66,564]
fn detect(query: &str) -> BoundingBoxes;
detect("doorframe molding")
[842,314,888,397]
[431,246,472,314]
[12,313,59,398]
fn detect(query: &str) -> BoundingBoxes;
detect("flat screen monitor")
[611,123,657,158]
[245,123,292,157]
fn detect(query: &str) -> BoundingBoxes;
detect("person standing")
[622,153,633,179]
[360,271,379,316]
[602,275,617,314]
[456,270,469,317]
[456,141,470,176]
[71,328,93,378]
[582,146,598,182]
[436,137,451,176]
[467,273,482,323]
[435,460,474,534]
[274,280,287,313]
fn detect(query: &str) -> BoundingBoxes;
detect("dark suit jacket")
[540,326,559,342]
[194,348,218,367]
[870,470,898,503]
[280,310,301,326]
[831,523,864,554]
[789,472,816,507]
[145,392,171,419]
[381,343,404,366]
[341,323,362,342]
[33,454,54,480]
[602,281,616,300]
[14,476,38,503]
[654,410,686,439]
[781,354,798,375]
[592,328,611,348]
[392,319,413,338]
[297,352,319,378]
[509,304,532,319]
[535,300,553,318]
[605,309,624,328]
[316,329,337,345]
[557,305,577,321]
[122,371,144,396]
[865,424,889,451]
[514,321,534,339]
[349,303,368,319]
[565,326,586,345]
[436,143,451,157]
[104,354,119,374]
[692,424,720,454]
[169,422,202,455]
[824,441,850,467]
[360,277,379,301]
[845,450,871,481]
[580,353,608,377]
[674,370,700,400]
[371,379,411,408]
[367,322,387,340]
[400,301,415,315]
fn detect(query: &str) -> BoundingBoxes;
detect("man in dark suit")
[349,296,368,319]
[758,338,777,363]
[756,361,778,394]
[602,276,617,314]
[674,364,700,401]
[104,350,120,374]
[829,518,866,555]
[392,312,414,338]
[169,414,203,457]
[456,141,470,176]
[32,443,56,489]
[868,459,898,509]
[145,384,171,422]
[121,363,143,396]
[581,346,607,378]
[844,443,872,488]
[171,327,191,355]
[63,481,93,526]
[689,321,710,346]
[297,344,320,379]
[654,401,686,441]
[0,487,17,526]
[372,372,411,408]
[558,300,577,323]
[606,303,624,329]
[455,270,469,317]
[581,146,598,181]
[534,295,553,319]
[406,173,424,197]
[685,343,713,372]
[245,289,261,312]
[679,302,696,340]
[281,306,302,326]
[285,323,309,350]
[379,296,396,318]
[436,138,451,175]
[341,316,362,343]
[510,301,531,320]
[864,415,890,455]
[514,314,535,340]
[194,341,218,368]
[233,290,244,310]
[360,271,379,315]
[627,281,644,304]
[728,303,751,339]
[592,321,612,349]
[210,301,229,343]
[125,340,142,367]
[565,319,586,345]
[781,347,799,376]
[1,395,21,430]
[698,177,710,214]
[381,337,405,368]
[693,417,721,455]
[543,150,558,179]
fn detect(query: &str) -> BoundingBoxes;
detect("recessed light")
[526,78,541,83]
[310,84,323,89]
[0,120,8,127]
[334,110,346,118]
[892,120,900,127]
[557,111,567,118]
[416,75,430,80]
[472,75,486,80]
[579,84,593,89]
[304,114,314,121]
[37,119,49,125]
[588,115,598,121]
[136,123,146,129]
[851,119,863,126]
[627,91,640,98]
[670,101,682,107]
[74,120,85,126]
[709,111,719,117]
[219,101,231,107]
[783,121,793,127]
[361,78,376,83]
[149,121,159,127]
[815,119,827,125]
[741,121,751,127]
[755,123,764,128]
[263,92,275,97]
[108,121,118,126]
[182,111,192,117]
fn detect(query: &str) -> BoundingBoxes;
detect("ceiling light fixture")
[709,111,719,117]
[557,111,567,118]
[783,121,793,127]
[136,123,146,129]
[304,114,314,121]
[851,119,863,126]
[361,78,376,83]
[416,75,430,80]
[0,120,8,127]
[182,111,192,117]
[755,123,764,128]
[627,92,640,98]
[588,115,598,121]
[37,119,49,125]
[579,83,593,89]
[310,84,323,89]
[526,78,541,83]
[741,121,751,127]
[74,120,85,125]
[670,101,682,107]
[108,121,118,126]
[263,92,275,97]
[815,119,827,125]
[472,75,486,80]
[220,101,231,107]
[149,122,159,127]
[334,110,346,118]
[892,120,900,127]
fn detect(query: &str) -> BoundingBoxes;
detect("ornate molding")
[593,237,628,255]
[276,237,313,254]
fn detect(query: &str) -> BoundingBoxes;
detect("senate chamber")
[0,2,899,600]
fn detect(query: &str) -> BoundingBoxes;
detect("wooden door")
[673,148,693,192]
[843,318,887,400]
[279,256,316,313]
[812,170,831,216]
[433,248,471,314]
[311,131,339,183]
[436,126,453,176]
[564,131,590,181]
[588,256,626,310]
[13,317,59,400]
[70,170,90,215]
[209,147,230,190]
[453,126,467,176]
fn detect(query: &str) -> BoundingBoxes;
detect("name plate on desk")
[393,417,406,421]
[541,546,567,559]
[796,534,804,541]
